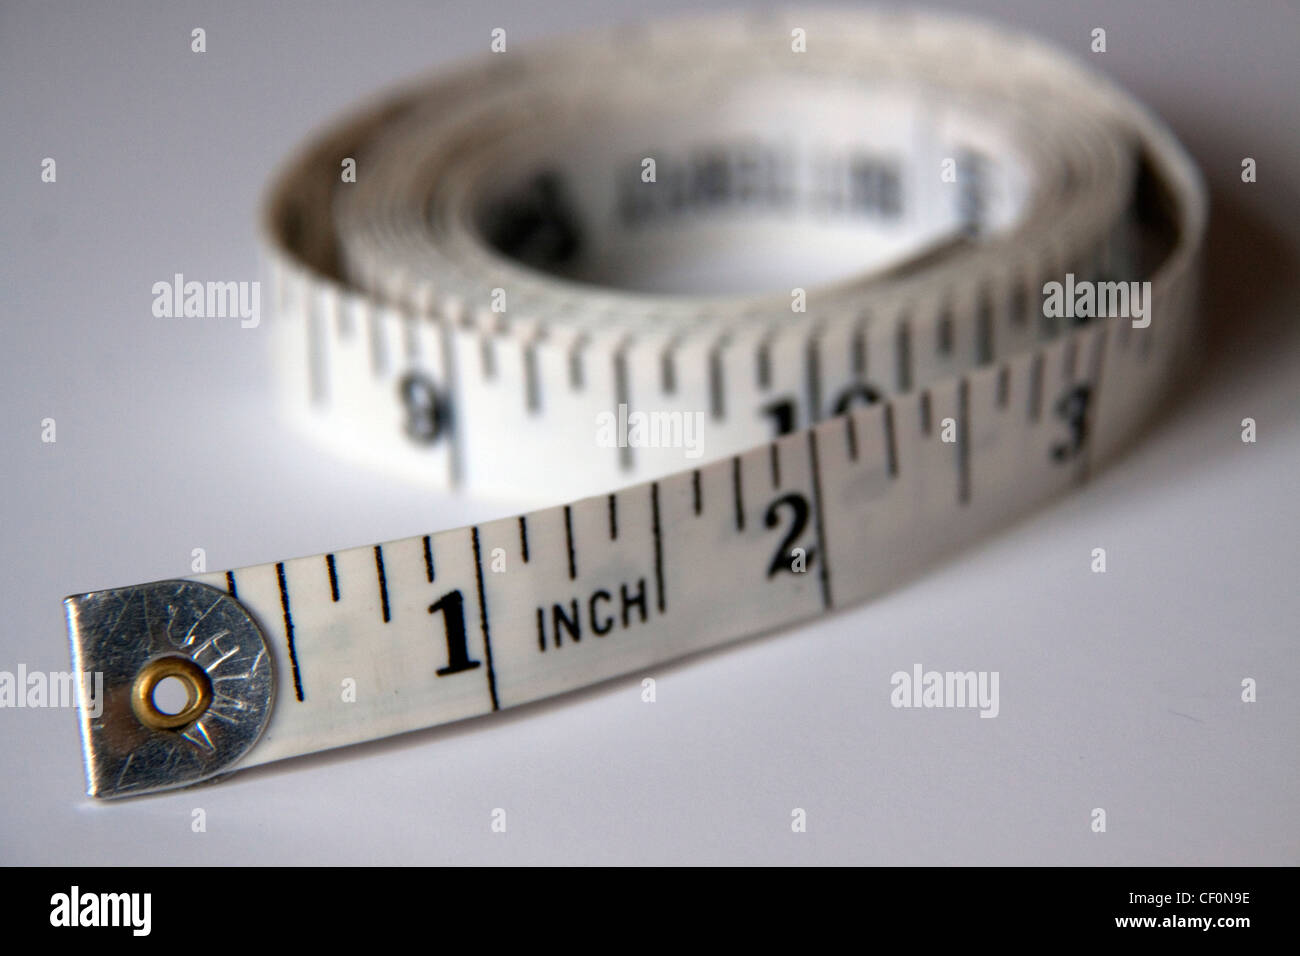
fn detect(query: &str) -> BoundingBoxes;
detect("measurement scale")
[64,9,1206,797]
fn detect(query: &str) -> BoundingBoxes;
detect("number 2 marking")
[765,492,815,577]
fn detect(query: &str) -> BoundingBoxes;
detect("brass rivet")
[130,656,213,730]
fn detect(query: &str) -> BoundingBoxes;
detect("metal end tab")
[64,579,274,798]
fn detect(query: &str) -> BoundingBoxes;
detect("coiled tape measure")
[64,10,1206,797]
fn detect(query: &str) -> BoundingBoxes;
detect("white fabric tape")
[64,9,1205,797]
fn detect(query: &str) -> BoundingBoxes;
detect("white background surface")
[2,0,1297,864]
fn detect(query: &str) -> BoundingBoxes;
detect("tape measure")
[63,9,1206,798]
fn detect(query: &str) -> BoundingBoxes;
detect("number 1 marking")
[429,589,481,676]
